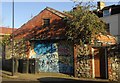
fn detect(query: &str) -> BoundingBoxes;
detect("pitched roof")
[13,7,116,44]
[14,7,69,39]
[45,7,67,18]
[91,33,117,47]
[45,7,72,18]
[0,27,17,35]
[102,5,120,10]
[94,5,120,17]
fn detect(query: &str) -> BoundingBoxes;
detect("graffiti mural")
[58,41,73,74]
[30,41,59,72]
[29,40,74,74]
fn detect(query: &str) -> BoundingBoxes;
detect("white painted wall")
[118,14,120,35]
[118,14,120,43]
[101,14,120,43]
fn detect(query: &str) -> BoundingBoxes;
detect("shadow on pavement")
[37,77,110,83]
[1,77,117,83]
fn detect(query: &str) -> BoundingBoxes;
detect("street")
[1,77,111,83]
[1,70,115,83]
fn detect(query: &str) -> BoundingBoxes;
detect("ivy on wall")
[1,35,28,59]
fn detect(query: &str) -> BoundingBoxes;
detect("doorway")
[94,48,108,79]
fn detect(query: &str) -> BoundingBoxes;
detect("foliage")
[0,35,10,46]
[65,1,107,45]
[1,35,27,59]
[13,39,27,59]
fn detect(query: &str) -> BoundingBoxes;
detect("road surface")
[1,77,111,83]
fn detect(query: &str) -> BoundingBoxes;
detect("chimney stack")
[97,1,105,10]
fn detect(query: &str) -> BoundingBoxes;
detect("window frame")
[103,8,111,17]
[43,18,50,26]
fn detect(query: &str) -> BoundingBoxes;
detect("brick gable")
[14,7,68,40]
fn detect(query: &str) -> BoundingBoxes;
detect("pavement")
[1,70,73,81]
[0,70,116,83]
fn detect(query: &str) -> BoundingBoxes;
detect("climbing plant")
[65,1,107,45]
[1,35,27,59]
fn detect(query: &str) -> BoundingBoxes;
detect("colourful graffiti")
[33,41,59,72]
[29,41,73,74]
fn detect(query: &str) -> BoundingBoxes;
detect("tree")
[65,1,107,45]
[1,35,27,59]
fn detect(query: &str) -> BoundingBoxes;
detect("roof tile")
[0,27,17,35]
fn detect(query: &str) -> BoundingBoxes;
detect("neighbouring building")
[0,27,14,40]
[12,7,119,81]
[94,1,120,44]
[0,27,17,72]
[0,27,17,59]
[93,1,120,81]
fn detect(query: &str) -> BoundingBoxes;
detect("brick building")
[13,7,118,81]
[14,7,73,74]
[93,2,120,81]
[94,1,120,44]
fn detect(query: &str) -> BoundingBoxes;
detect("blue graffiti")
[58,62,73,74]
[33,41,73,74]
[34,41,57,56]
[34,41,59,72]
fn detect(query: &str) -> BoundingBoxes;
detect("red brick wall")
[14,9,66,39]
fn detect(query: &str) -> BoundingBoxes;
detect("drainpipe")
[92,48,95,78]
